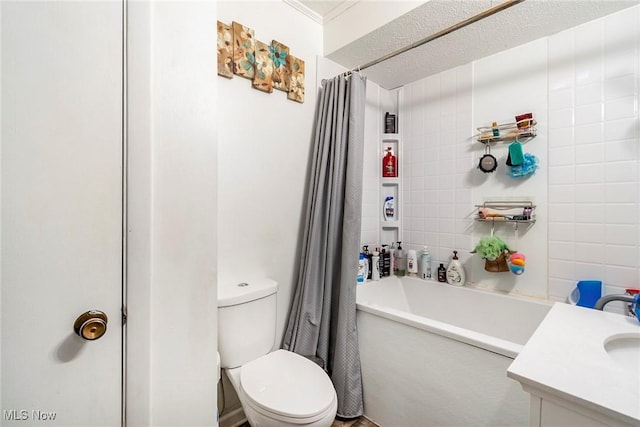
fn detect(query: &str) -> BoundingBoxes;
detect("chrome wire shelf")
[476,119,537,143]
[474,200,536,228]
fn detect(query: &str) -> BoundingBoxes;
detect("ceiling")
[298,0,348,18]
[293,0,639,89]
[297,0,357,23]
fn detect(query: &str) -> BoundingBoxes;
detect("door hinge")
[121,305,127,325]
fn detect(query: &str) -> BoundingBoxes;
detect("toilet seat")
[240,350,337,423]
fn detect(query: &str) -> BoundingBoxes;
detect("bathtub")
[355,276,552,427]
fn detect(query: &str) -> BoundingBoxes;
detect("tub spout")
[593,294,635,311]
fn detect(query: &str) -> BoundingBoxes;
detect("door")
[1,1,124,425]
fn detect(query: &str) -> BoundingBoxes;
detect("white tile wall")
[370,5,640,304]
[399,64,474,267]
[547,6,639,303]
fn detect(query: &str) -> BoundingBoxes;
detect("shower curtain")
[282,72,366,418]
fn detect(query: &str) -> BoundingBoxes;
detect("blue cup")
[573,280,602,309]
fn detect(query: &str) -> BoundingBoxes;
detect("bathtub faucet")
[594,294,636,317]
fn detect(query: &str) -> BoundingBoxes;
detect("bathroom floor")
[332,416,380,427]
[238,416,379,427]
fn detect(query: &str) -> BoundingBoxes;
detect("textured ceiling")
[318,0,639,89]
[298,0,347,17]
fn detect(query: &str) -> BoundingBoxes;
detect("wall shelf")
[380,109,401,246]
[382,178,400,185]
[474,200,536,229]
[476,118,537,143]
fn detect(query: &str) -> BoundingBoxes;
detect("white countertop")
[507,302,640,425]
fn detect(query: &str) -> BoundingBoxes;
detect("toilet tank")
[218,279,278,368]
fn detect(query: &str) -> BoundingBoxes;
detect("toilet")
[218,279,337,427]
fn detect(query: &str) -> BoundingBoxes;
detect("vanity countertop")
[507,302,640,425]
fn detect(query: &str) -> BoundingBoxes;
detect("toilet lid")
[240,350,336,419]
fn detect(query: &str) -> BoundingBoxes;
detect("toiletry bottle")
[363,245,372,280]
[383,196,395,221]
[357,253,366,284]
[382,147,397,178]
[437,263,446,282]
[407,249,417,276]
[372,251,381,281]
[419,246,431,280]
[381,244,391,277]
[385,112,396,133]
[394,241,405,277]
[376,247,384,278]
[390,241,397,273]
[492,121,499,137]
[446,250,465,287]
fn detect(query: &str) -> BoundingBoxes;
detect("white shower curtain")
[282,72,366,418]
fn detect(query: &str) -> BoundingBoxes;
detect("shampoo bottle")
[363,245,372,280]
[419,246,431,280]
[382,147,397,178]
[446,250,465,287]
[390,241,397,273]
[383,196,395,221]
[437,263,446,282]
[372,251,381,281]
[381,244,391,276]
[357,253,366,284]
[407,249,418,276]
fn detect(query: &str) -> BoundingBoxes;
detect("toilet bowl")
[218,279,337,427]
[225,350,337,427]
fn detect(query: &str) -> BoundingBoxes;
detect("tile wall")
[401,65,474,269]
[546,7,640,302]
[364,5,640,304]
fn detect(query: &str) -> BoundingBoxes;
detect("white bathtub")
[356,276,552,427]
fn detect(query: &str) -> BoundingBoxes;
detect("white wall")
[401,63,476,281]
[392,5,639,303]
[471,39,549,298]
[128,1,218,426]
[217,1,322,347]
[546,7,640,304]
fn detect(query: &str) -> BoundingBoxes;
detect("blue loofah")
[509,153,538,178]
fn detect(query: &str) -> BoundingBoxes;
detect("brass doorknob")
[73,310,108,340]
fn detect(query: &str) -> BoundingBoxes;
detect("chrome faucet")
[594,294,636,316]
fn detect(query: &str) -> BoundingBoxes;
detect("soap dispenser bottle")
[446,250,465,287]
[394,241,405,277]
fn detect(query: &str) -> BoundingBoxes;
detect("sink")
[508,303,640,424]
[604,333,640,373]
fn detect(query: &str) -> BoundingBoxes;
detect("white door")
[1,1,124,425]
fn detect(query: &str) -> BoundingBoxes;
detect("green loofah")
[474,235,511,261]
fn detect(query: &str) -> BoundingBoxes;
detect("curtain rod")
[357,0,526,72]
